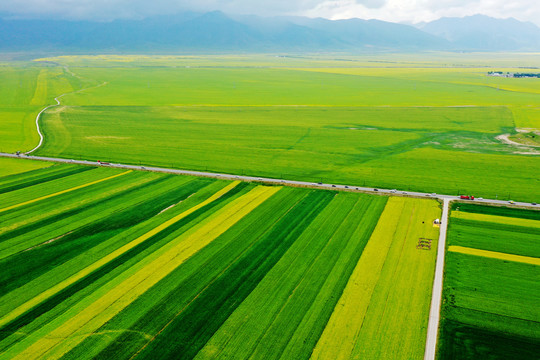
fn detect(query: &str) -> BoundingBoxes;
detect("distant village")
[487,71,540,78]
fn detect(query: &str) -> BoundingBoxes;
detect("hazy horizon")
[0,0,539,27]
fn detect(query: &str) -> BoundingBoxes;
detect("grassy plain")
[0,159,441,359]
[439,204,540,359]
[0,54,537,200]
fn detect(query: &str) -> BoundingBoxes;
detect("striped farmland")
[0,161,442,360]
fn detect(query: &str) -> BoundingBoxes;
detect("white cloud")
[306,0,540,26]
[0,0,539,26]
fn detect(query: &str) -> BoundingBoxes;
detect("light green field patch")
[0,158,50,177]
[511,106,540,129]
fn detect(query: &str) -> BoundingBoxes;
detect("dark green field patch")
[451,202,540,220]
[438,319,540,360]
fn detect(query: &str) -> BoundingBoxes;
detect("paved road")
[424,198,450,360]
[1,152,537,209]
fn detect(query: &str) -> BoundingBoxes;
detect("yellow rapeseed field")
[449,245,540,265]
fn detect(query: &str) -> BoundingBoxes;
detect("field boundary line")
[0,170,132,214]
[448,245,540,266]
[0,180,240,330]
[424,198,449,360]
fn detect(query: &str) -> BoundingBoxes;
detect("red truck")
[460,195,475,200]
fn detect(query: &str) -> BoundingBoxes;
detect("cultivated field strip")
[0,163,442,360]
[0,164,91,195]
[0,170,132,214]
[451,211,540,229]
[438,204,540,359]
[0,167,129,212]
[312,197,440,360]
[448,245,540,265]
[449,203,540,258]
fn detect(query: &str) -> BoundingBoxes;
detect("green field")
[0,54,538,201]
[438,203,540,359]
[0,64,92,153]
[0,157,50,178]
[0,159,440,359]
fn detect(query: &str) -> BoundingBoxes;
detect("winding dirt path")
[495,133,539,155]
[25,70,108,155]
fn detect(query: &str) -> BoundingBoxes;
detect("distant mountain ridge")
[417,14,540,51]
[0,11,539,52]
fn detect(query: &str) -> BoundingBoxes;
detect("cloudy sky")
[1,0,539,26]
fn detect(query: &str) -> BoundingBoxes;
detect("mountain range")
[0,12,539,52]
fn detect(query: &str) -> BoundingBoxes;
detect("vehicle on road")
[532,202,537,206]
[509,200,515,204]
[374,188,378,192]
[460,195,474,200]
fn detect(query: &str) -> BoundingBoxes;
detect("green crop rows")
[438,204,540,359]
[0,160,440,359]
